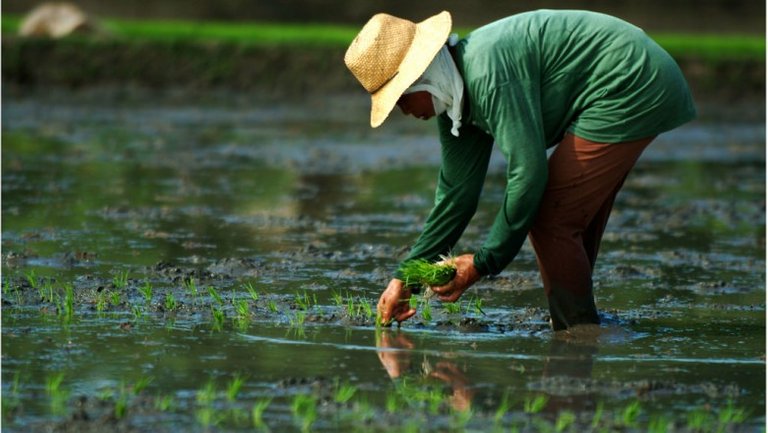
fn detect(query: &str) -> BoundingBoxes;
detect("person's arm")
[396,115,494,276]
[377,118,493,326]
[472,80,549,276]
[431,80,549,302]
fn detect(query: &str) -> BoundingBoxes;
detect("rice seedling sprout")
[267,299,278,313]
[591,401,604,429]
[155,394,176,412]
[212,306,225,330]
[334,380,357,404]
[363,298,375,319]
[11,370,23,398]
[184,278,199,304]
[131,304,144,320]
[3,277,12,296]
[524,394,548,414]
[45,372,65,395]
[112,270,129,289]
[196,407,217,428]
[62,283,75,322]
[289,311,307,337]
[45,371,69,415]
[421,298,432,322]
[132,376,153,395]
[345,294,355,317]
[687,409,712,431]
[242,282,259,302]
[619,400,641,427]
[399,257,456,294]
[451,406,473,430]
[556,410,576,432]
[139,281,153,304]
[291,393,317,433]
[3,371,23,414]
[386,392,401,414]
[25,269,38,290]
[718,400,749,426]
[648,415,672,433]
[114,386,129,419]
[208,286,223,304]
[233,298,250,321]
[494,391,511,425]
[443,301,461,314]
[252,398,272,428]
[331,289,344,307]
[226,374,245,402]
[196,379,217,406]
[110,290,121,306]
[3,279,23,311]
[37,278,55,303]
[426,387,444,414]
[164,292,177,312]
[295,291,311,310]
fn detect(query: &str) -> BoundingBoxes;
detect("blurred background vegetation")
[2,0,765,106]
[3,0,765,33]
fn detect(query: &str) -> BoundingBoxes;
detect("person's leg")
[529,133,655,330]
[583,173,628,270]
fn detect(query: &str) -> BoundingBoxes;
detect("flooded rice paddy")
[2,92,765,432]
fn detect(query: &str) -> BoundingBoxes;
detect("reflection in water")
[375,329,601,414]
[544,327,601,416]
[547,325,601,379]
[376,330,474,412]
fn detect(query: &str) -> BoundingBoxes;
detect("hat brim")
[369,11,452,128]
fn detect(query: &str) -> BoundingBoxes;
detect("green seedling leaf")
[399,258,456,290]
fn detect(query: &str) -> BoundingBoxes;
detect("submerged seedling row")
[4,367,754,433]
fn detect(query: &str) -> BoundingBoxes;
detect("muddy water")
[2,92,765,432]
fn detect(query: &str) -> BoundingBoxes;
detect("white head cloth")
[404,34,464,136]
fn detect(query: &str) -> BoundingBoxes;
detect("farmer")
[344,10,696,330]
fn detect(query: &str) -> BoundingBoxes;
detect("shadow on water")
[1,93,765,432]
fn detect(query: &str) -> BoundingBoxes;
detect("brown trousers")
[529,133,655,330]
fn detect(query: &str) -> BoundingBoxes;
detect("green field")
[3,15,765,60]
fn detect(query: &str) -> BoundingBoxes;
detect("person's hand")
[375,330,415,378]
[430,254,480,303]
[429,361,473,412]
[377,278,417,326]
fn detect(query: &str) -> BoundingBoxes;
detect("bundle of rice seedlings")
[399,257,456,298]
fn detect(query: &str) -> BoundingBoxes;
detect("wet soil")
[1,91,765,432]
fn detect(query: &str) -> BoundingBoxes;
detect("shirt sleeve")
[472,80,549,276]
[395,114,494,280]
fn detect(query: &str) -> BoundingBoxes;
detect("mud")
[1,91,765,432]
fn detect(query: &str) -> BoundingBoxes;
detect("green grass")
[2,15,356,46]
[2,15,763,60]
[652,33,766,60]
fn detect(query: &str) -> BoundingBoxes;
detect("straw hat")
[344,11,452,128]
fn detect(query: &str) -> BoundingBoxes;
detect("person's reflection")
[375,330,415,379]
[376,326,602,414]
[546,325,600,378]
[375,330,474,411]
[541,326,601,415]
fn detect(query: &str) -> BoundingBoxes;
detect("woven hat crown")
[344,14,416,94]
[344,11,451,127]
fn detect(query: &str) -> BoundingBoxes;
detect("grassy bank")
[4,15,764,59]
[2,16,764,100]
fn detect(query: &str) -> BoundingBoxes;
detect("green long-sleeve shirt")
[397,10,696,277]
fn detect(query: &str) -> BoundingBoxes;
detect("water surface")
[2,93,765,432]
